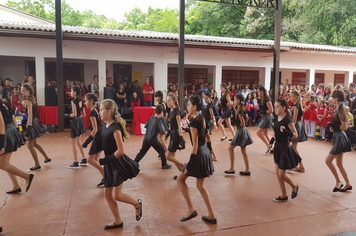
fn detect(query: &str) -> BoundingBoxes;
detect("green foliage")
[5,0,356,47]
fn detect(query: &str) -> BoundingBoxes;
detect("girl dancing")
[98,99,141,229]
[290,90,307,172]
[325,90,352,192]
[21,83,51,171]
[218,83,235,141]
[0,99,34,193]
[66,86,86,169]
[270,99,300,202]
[166,94,185,177]
[225,94,253,176]
[177,95,216,224]
[256,86,274,154]
[204,92,217,161]
[82,93,104,187]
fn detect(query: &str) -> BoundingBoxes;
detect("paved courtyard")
[1,126,356,236]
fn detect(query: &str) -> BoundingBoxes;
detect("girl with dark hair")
[82,93,104,187]
[218,83,235,141]
[98,99,141,229]
[225,94,253,176]
[325,90,352,192]
[66,86,86,169]
[290,90,307,172]
[166,94,185,177]
[245,93,256,125]
[80,81,89,100]
[177,95,216,224]
[0,99,34,194]
[21,83,51,171]
[270,99,300,202]
[204,92,217,161]
[257,86,274,154]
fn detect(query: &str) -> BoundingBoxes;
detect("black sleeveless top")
[169,107,180,131]
[204,103,213,122]
[332,113,342,131]
[32,104,38,118]
[273,116,293,144]
[71,99,83,117]
[89,109,101,130]
[292,103,303,121]
[189,118,206,147]
[220,94,229,108]
[233,110,247,128]
[261,97,271,113]
[101,122,124,156]
[0,103,13,125]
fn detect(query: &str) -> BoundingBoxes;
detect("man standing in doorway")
[64,79,72,104]
[142,76,154,106]
[1,78,12,108]
[28,76,36,98]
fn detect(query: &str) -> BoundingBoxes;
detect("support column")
[307,69,315,86]
[98,59,106,102]
[35,56,45,106]
[214,65,222,96]
[345,71,354,86]
[153,60,168,104]
[261,67,271,90]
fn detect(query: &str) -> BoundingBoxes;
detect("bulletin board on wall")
[133,71,143,86]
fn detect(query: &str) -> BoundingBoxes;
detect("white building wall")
[1,36,356,104]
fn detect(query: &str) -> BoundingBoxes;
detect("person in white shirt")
[241,84,251,100]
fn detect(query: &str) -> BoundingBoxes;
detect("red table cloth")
[132,106,155,135]
[38,106,58,125]
[38,106,90,129]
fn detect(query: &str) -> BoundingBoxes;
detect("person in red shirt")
[142,76,154,106]
[64,79,73,104]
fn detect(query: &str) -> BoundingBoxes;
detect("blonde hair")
[291,90,302,109]
[168,93,180,111]
[100,99,129,139]
[22,83,37,106]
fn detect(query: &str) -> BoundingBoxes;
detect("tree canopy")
[5,0,356,47]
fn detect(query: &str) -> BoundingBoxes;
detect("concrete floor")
[1,126,356,236]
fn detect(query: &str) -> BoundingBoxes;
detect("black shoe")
[79,158,88,166]
[291,185,299,199]
[220,136,227,141]
[136,199,142,221]
[340,186,352,192]
[158,154,161,159]
[6,188,21,194]
[180,210,198,222]
[44,159,51,163]
[67,162,79,169]
[239,171,251,176]
[97,179,105,188]
[27,166,41,172]
[104,222,123,230]
[228,139,232,141]
[224,170,235,174]
[173,175,178,180]
[0,226,2,232]
[162,164,172,169]
[202,216,217,224]
[269,150,274,154]
[273,196,288,202]
[333,184,344,192]
[26,174,34,192]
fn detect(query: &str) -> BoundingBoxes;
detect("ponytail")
[116,116,129,139]
[337,103,347,122]
[189,95,206,136]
